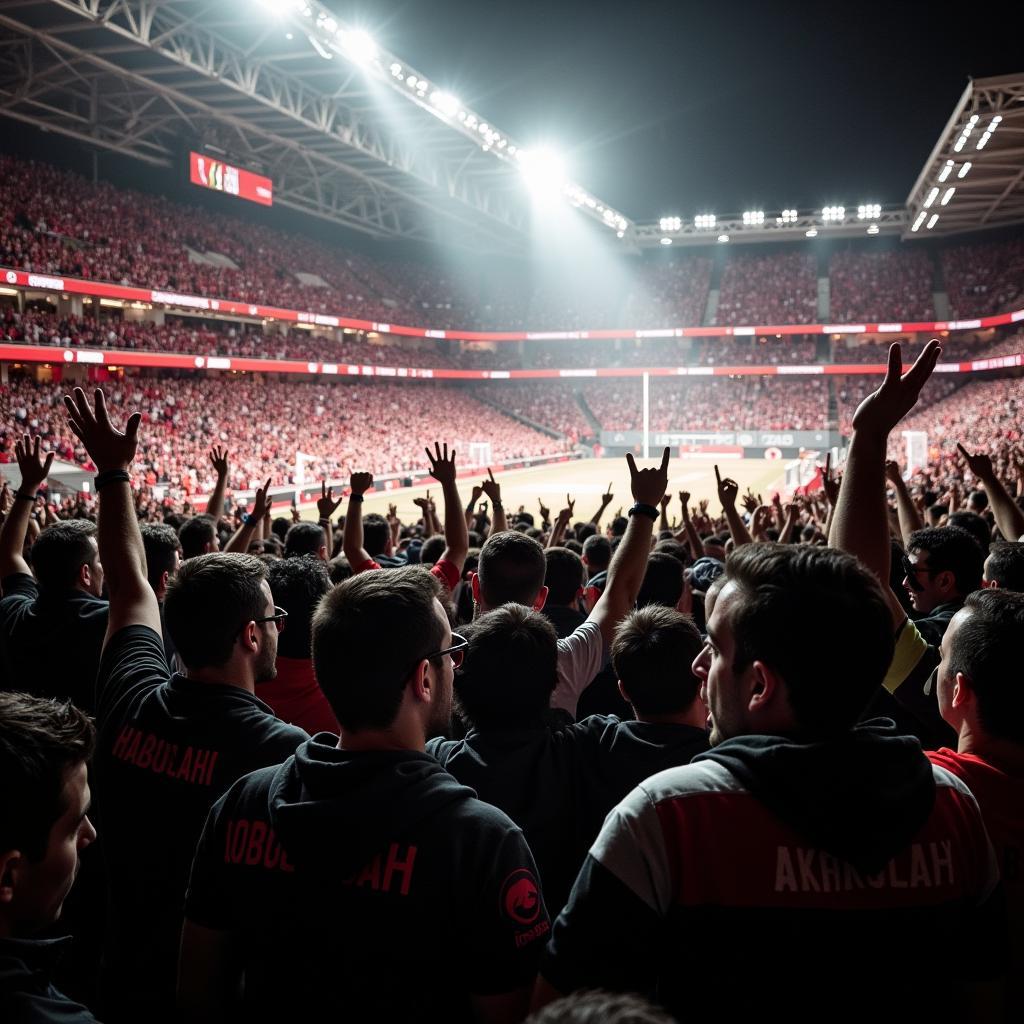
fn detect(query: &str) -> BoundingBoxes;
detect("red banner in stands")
[3,265,1023,343]
[188,152,273,207]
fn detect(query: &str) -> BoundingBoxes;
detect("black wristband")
[628,502,660,521]
[95,469,131,490]
[350,493,364,503]
[492,503,504,511]
[14,491,37,503]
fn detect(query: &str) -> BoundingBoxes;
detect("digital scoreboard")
[189,152,273,207]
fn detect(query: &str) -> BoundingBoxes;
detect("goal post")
[902,431,928,475]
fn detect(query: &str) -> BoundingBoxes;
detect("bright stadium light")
[937,160,954,183]
[927,213,939,230]
[958,161,972,179]
[518,148,568,196]
[717,233,730,243]
[659,216,682,232]
[822,206,845,222]
[923,187,939,208]
[911,211,927,232]
[941,187,956,206]
[857,204,881,220]
[694,214,716,230]
[866,224,879,235]
[742,210,764,225]
[779,209,798,223]
[337,28,378,63]
[805,228,818,238]
[429,91,460,117]
[660,237,673,246]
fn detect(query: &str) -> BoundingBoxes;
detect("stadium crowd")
[0,338,1021,1023]
[829,248,935,322]
[942,236,1024,319]
[713,251,819,325]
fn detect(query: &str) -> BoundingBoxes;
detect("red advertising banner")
[189,152,273,207]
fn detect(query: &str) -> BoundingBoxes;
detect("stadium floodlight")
[518,148,568,196]
[430,91,461,118]
[742,210,764,225]
[805,228,818,238]
[337,28,378,63]
[857,204,881,220]
[911,211,927,232]
[866,224,879,235]
[779,209,798,224]
[937,160,954,183]
[927,213,939,230]
[694,214,716,230]
[659,216,682,232]
[923,187,939,209]
[958,161,972,179]
[660,237,673,246]
[822,206,845,222]
[940,187,955,206]
[717,234,730,243]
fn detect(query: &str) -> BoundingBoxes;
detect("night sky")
[344,0,1023,221]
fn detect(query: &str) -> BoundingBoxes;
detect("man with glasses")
[59,389,309,1024]
[180,567,547,1023]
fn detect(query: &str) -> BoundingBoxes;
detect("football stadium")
[0,2,1021,1021]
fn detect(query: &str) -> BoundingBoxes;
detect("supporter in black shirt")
[0,692,99,1023]
[177,514,219,560]
[542,547,587,638]
[180,566,548,1023]
[61,388,308,1023]
[0,438,107,711]
[429,603,708,914]
[139,522,182,670]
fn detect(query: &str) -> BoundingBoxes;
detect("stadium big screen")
[188,151,273,206]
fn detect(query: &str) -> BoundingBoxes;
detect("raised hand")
[14,435,54,494]
[884,460,903,485]
[601,483,614,505]
[387,503,399,521]
[349,471,374,497]
[290,497,301,524]
[481,468,502,505]
[413,491,431,511]
[956,442,993,481]
[698,498,709,516]
[820,452,841,507]
[538,497,550,521]
[209,445,229,478]
[679,490,691,510]
[425,441,457,488]
[470,485,484,505]
[249,478,273,521]
[741,488,759,514]
[714,465,740,510]
[852,340,942,437]
[784,502,799,520]
[660,493,671,511]
[318,481,343,519]
[557,495,576,522]
[63,387,140,473]
[752,505,773,536]
[626,447,669,506]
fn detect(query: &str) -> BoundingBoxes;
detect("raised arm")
[0,437,54,579]
[958,443,1024,543]
[658,493,671,534]
[481,468,507,536]
[590,483,613,525]
[413,492,435,540]
[465,485,484,531]
[885,460,923,546]
[342,471,375,569]
[316,481,343,562]
[715,465,754,547]
[675,490,704,560]
[546,498,574,549]
[425,442,468,574]
[589,449,669,647]
[829,340,942,627]
[63,387,161,642]
[205,446,229,520]
[223,480,272,554]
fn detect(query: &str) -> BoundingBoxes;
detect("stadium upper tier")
[3,155,1024,336]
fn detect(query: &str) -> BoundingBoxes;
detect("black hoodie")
[185,736,550,1022]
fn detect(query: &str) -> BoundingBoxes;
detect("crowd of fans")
[481,382,594,443]
[714,251,819,325]
[0,334,1021,1022]
[942,235,1024,318]
[829,248,935,322]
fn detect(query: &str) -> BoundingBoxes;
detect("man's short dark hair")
[140,523,181,593]
[30,520,97,592]
[544,547,585,606]
[575,522,597,543]
[948,589,1024,744]
[178,515,217,560]
[455,605,557,732]
[967,490,988,512]
[477,531,547,608]
[609,516,627,538]
[164,553,269,670]
[985,542,1024,592]
[267,555,330,661]
[946,512,991,554]
[908,526,985,597]
[420,535,446,567]
[527,989,676,1024]
[284,522,324,559]
[611,606,703,715]
[582,534,611,573]
[0,693,94,862]
[635,552,683,609]
[327,555,352,585]
[271,517,291,542]
[724,544,893,739]
[362,513,390,557]
[312,566,443,731]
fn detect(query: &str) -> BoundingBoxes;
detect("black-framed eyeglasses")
[425,632,468,669]
[900,555,936,592]
[253,606,289,628]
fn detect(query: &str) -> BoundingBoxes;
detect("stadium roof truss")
[906,73,1024,238]
[0,0,636,255]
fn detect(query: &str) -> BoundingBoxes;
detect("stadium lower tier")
[2,371,1021,502]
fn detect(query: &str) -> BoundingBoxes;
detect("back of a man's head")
[312,566,443,731]
[0,691,94,866]
[164,553,268,671]
[140,522,182,595]
[908,525,985,599]
[582,534,611,575]
[284,522,324,559]
[544,547,585,607]
[722,544,893,739]
[612,606,704,716]
[947,588,1024,745]
[267,554,330,661]
[420,535,446,567]
[455,605,557,732]
[30,520,96,593]
[362,513,390,557]
[477,531,547,609]
[635,552,684,609]
[984,541,1024,592]
[946,511,991,555]
[178,514,218,560]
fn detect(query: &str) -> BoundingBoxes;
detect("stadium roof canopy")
[905,73,1024,239]
[0,0,635,255]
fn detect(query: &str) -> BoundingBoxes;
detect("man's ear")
[470,572,481,604]
[410,658,431,705]
[951,672,973,710]
[747,660,784,713]
[241,620,259,655]
[616,679,631,704]
[78,562,92,589]
[532,585,549,611]
[935,569,956,595]
[0,849,23,905]
[160,570,171,592]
